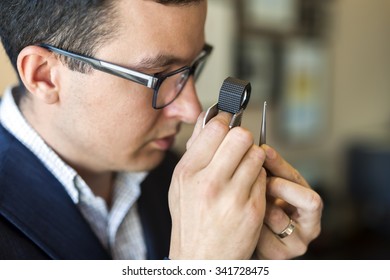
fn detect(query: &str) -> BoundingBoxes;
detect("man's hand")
[254,145,323,259]
[168,112,267,259]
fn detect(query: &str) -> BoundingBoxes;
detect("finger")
[266,178,323,243]
[267,177,323,224]
[186,111,206,150]
[263,201,292,235]
[265,191,296,216]
[209,127,256,180]
[255,228,283,259]
[256,225,307,260]
[181,111,232,171]
[262,145,310,188]
[231,145,266,199]
[264,177,323,242]
[248,167,267,206]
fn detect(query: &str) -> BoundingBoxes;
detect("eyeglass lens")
[154,57,208,109]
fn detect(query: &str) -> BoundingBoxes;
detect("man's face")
[54,0,207,172]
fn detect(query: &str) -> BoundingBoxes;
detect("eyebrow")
[135,53,186,70]
[133,44,205,71]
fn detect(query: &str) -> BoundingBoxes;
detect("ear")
[17,45,61,104]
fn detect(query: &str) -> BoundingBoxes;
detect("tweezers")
[259,101,267,145]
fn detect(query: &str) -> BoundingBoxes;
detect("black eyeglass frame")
[39,43,213,109]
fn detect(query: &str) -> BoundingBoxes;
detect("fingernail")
[265,145,276,160]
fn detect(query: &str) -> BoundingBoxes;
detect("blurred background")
[1,0,390,259]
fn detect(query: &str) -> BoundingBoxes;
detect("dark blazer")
[0,124,175,259]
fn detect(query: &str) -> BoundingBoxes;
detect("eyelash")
[153,71,165,77]
[153,67,174,77]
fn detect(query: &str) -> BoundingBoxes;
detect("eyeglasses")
[39,43,213,109]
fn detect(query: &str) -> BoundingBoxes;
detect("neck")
[77,169,116,207]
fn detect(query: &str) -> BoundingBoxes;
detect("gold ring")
[276,219,295,239]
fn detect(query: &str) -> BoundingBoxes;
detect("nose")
[162,77,202,124]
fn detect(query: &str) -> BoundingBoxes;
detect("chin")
[125,150,167,172]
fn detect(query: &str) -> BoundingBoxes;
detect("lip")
[153,134,176,150]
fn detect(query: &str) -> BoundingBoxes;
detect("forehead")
[100,0,207,64]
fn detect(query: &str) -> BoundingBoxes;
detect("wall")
[0,44,17,94]
[328,0,390,188]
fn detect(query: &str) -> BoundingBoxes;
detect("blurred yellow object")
[0,44,17,95]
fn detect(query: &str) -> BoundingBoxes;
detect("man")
[0,0,322,259]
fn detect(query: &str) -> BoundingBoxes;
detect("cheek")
[85,77,158,141]
[62,72,159,152]
[95,102,163,171]
[70,71,152,120]
[105,102,158,148]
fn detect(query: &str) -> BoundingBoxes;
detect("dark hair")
[0,1,118,74]
[0,0,202,74]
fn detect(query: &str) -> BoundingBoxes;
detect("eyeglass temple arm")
[40,44,101,69]
[39,44,154,87]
